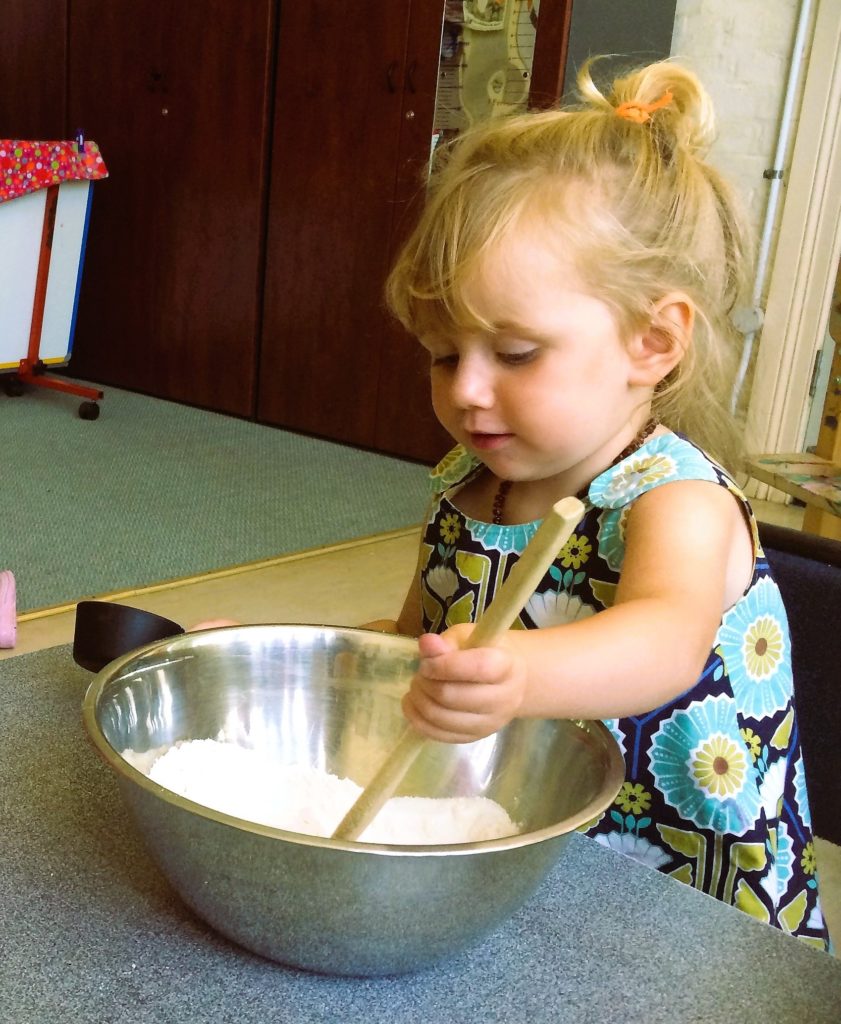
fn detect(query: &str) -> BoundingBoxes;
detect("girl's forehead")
[421,243,611,344]
[409,202,600,337]
[464,233,585,311]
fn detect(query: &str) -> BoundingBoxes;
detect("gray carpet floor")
[1,379,430,611]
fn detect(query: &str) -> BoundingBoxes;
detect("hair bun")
[579,58,717,154]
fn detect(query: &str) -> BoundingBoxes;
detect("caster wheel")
[78,401,100,420]
[3,376,24,397]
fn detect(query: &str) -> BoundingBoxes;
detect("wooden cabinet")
[66,0,276,417]
[257,1,450,461]
[0,1,67,139]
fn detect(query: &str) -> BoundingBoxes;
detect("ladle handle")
[331,495,585,841]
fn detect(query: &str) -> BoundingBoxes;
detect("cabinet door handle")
[406,60,417,94]
[386,60,399,93]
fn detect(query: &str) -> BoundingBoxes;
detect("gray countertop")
[2,645,839,1023]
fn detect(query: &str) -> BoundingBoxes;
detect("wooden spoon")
[332,495,585,841]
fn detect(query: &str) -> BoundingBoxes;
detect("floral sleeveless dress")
[420,433,830,951]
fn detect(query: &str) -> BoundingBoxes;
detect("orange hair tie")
[614,89,674,125]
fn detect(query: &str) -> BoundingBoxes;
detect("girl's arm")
[403,480,754,742]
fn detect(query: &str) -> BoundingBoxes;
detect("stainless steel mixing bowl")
[82,624,624,976]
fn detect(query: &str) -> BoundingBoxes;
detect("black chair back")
[758,522,841,845]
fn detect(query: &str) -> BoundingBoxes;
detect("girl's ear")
[627,293,694,386]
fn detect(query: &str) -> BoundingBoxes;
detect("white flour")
[128,738,520,845]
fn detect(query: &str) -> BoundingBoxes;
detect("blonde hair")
[386,59,751,471]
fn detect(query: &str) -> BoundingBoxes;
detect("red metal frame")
[17,183,103,402]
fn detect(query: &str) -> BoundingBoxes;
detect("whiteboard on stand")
[0,180,93,371]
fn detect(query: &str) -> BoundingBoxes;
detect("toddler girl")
[375,59,830,950]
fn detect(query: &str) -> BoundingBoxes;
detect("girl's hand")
[187,618,241,631]
[402,624,528,743]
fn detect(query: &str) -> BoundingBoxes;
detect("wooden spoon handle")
[331,495,585,841]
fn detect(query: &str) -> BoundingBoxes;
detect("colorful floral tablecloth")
[0,139,108,203]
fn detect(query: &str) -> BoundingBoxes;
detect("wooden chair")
[747,261,841,541]
[758,522,841,846]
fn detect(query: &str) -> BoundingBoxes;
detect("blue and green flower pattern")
[420,433,829,951]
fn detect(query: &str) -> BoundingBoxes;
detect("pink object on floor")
[0,571,16,648]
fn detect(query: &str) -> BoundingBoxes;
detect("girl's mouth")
[468,432,514,452]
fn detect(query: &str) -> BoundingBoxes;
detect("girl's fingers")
[401,693,495,744]
[416,631,454,658]
[412,676,506,715]
[418,644,511,685]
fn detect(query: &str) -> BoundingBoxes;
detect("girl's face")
[419,232,654,493]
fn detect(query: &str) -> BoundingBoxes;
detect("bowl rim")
[81,623,626,857]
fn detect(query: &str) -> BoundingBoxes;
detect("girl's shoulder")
[428,445,483,496]
[587,431,740,510]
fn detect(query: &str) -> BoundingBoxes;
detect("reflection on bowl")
[83,624,624,976]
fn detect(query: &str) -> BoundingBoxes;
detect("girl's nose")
[450,352,494,409]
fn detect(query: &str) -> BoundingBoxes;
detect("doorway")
[745,0,841,479]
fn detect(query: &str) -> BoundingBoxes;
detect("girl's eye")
[430,353,458,368]
[497,348,538,366]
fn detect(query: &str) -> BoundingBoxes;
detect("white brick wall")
[671,0,802,243]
